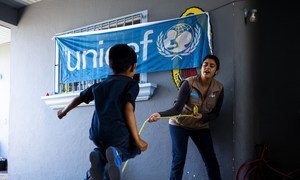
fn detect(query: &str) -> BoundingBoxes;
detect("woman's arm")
[201,88,224,123]
[148,80,190,122]
[159,80,190,116]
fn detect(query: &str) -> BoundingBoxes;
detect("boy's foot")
[105,146,122,180]
[89,149,102,180]
[84,170,92,180]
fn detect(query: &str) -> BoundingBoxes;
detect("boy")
[57,44,148,180]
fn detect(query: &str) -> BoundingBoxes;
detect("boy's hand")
[147,112,161,123]
[57,109,66,119]
[136,138,148,152]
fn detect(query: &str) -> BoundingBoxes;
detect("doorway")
[0,25,10,174]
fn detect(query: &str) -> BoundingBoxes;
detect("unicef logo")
[157,23,200,59]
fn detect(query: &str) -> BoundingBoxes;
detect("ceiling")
[0,0,42,44]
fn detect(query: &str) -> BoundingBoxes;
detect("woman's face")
[201,58,218,79]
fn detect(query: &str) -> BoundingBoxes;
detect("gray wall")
[232,1,258,172]
[8,0,256,179]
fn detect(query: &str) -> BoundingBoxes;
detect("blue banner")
[56,13,212,83]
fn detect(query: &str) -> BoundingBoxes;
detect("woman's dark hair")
[109,44,137,74]
[202,54,220,70]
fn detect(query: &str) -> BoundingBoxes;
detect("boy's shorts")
[93,137,141,162]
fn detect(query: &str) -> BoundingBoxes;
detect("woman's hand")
[147,112,161,122]
[193,112,203,119]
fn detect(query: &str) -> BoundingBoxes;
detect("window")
[42,10,157,109]
[54,10,148,94]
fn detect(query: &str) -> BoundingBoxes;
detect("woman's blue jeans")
[169,125,221,180]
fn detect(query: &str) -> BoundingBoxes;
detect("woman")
[148,54,224,180]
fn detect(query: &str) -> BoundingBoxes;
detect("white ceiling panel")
[0,26,11,45]
[14,0,42,5]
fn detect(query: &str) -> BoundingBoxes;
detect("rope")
[121,113,195,173]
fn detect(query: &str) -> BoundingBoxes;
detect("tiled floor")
[0,171,8,180]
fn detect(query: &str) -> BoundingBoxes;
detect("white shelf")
[41,83,157,109]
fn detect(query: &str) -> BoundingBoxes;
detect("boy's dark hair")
[109,44,137,74]
[202,54,220,70]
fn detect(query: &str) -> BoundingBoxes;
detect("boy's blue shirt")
[80,74,139,147]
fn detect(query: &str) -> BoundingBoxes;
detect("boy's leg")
[117,137,141,162]
[105,146,122,180]
[104,137,142,179]
[89,148,107,180]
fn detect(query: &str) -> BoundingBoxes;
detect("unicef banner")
[56,13,212,83]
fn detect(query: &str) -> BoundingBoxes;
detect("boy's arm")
[124,102,148,152]
[57,95,83,119]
